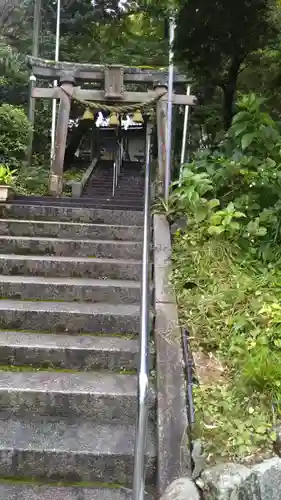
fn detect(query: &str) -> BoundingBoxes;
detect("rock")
[240,457,281,500]
[192,440,206,479]
[160,477,200,500]
[273,425,281,457]
[170,217,188,235]
[199,459,281,499]
[200,463,251,500]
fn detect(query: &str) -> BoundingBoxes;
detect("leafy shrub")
[0,164,17,185]
[15,160,49,196]
[0,103,30,166]
[168,93,281,463]
[162,93,281,260]
[172,229,281,462]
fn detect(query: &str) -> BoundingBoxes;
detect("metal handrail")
[112,161,117,197]
[132,133,151,500]
[112,139,123,197]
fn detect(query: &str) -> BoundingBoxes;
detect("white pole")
[180,85,191,166]
[50,0,61,161]
[165,16,175,201]
[179,85,191,186]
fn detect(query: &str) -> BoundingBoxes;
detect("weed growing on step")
[15,159,49,195]
[0,476,125,489]
[63,167,86,183]
[13,160,87,196]
[0,363,137,375]
[167,94,281,465]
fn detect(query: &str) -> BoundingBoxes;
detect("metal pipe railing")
[112,139,123,197]
[112,161,117,197]
[132,133,151,500]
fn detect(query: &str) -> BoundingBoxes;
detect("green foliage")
[167,94,281,257]
[207,202,246,237]
[170,92,281,463]
[0,164,16,185]
[174,0,277,128]
[0,42,28,106]
[0,103,30,166]
[174,0,275,77]
[172,231,281,462]
[193,385,273,462]
[15,160,49,196]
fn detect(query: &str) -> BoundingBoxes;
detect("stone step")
[0,204,144,225]
[0,300,140,334]
[0,275,141,303]
[87,187,143,194]
[14,199,144,211]
[79,200,144,210]
[0,417,156,485]
[0,371,155,423]
[0,236,143,260]
[0,331,139,370]
[89,182,143,189]
[86,193,144,201]
[0,255,142,280]
[0,484,141,500]
[0,219,143,241]
[88,185,143,192]
[86,177,142,182]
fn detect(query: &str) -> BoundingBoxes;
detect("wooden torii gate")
[26,56,197,197]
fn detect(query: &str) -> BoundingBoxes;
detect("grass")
[12,162,87,197]
[14,163,49,196]
[0,476,125,489]
[172,231,281,465]
[0,328,137,339]
[0,363,137,375]
[63,166,87,183]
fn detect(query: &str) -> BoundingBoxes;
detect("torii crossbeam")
[26,56,197,196]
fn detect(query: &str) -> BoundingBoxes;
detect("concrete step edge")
[0,236,142,246]
[0,275,141,288]
[0,484,140,500]
[0,219,143,230]
[0,300,140,315]
[0,416,157,458]
[0,370,141,396]
[1,203,144,216]
[0,331,141,370]
[0,330,139,351]
[0,417,156,483]
[0,254,142,264]
[0,371,156,422]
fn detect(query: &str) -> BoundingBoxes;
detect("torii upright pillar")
[49,72,75,197]
[154,83,168,195]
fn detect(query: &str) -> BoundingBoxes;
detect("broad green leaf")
[208,225,225,235]
[226,202,235,212]
[234,211,246,218]
[233,122,248,137]
[208,199,220,209]
[257,227,267,236]
[209,214,222,226]
[195,207,208,222]
[241,133,255,150]
[230,222,240,230]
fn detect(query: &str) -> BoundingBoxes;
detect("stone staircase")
[83,161,144,211]
[0,202,156,499]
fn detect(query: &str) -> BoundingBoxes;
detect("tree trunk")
[222,56,243,130]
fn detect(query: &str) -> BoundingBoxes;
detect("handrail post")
[132,131,151,500]
[112,161,116,197]
[112,140,122,197]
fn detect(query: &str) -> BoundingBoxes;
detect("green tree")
[174,0,277,129]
